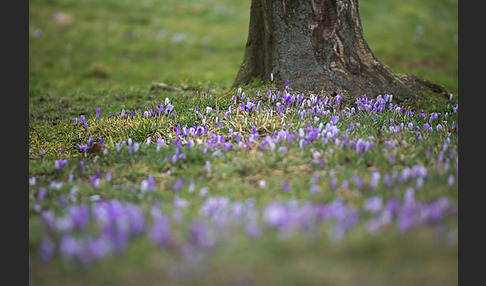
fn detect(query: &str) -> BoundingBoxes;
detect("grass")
[29,0,458,285]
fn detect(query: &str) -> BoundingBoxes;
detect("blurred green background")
[29,0,458,96]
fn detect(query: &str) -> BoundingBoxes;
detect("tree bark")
[233,0,448,100]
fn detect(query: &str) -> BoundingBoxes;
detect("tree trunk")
[233,0,448,100]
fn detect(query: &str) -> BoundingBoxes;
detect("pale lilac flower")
[156,138,165,151]
[174,197,189,208]
[188,180,195,193]
[69,186,78,203]
[447,175,455,187]
[205,161,211,175]
[369,169,380,189]
[259,179,266,188]
[404,187,415,207]
[146,136,151,147]
[141,180,149,194]
[40,148,44,158]
[263,201,288,228]
[29,177,36,186]
[364,196,383,213]
[50,181,63,189]
[278,146,288,154]
[310,184,318,194]
[270,73,274,82]
[199,187,209,196]
[90,194,101,201]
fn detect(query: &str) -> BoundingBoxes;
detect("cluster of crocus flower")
[32,84,458,270]
[37,190,457,264]
[39,200,145,264]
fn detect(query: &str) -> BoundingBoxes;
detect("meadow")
[29,0,458,285]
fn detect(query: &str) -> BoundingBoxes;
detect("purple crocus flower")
[173,178,184,192]
[310,184,319,194]
[37,187,47,202]
[96,108,101,120]
[149,215,171,247]
[245,220,261,238]
[40,148,44,158]
[188,220,216,249]
[148,175,155,193]
[205,161,211,175]
[39,237,55,263]
[369,169,380,189]
[364,196,383,213]
[59,235,81,261]
[352,174,363,190]
[74,117,78,126]
[263,201,288,228]
[54,159,68,171]
[282,181,290,193]
[330,177,336,191]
